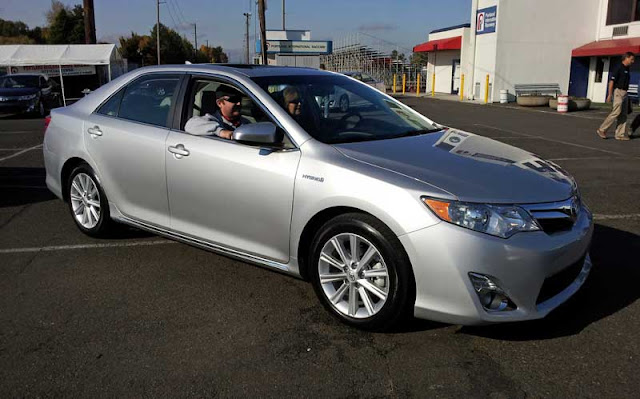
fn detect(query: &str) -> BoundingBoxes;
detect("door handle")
[87,126,103,137]
[168,144,190,158]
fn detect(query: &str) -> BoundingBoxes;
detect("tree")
[47,5,85,44]
[46,1,69,25]
[391,50,406,61]
[0,18,45,44]
[198,44,229,63]
[411,52,429,66]
[118,24,228,65]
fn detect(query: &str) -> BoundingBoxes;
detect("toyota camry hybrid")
[43,64,593,330]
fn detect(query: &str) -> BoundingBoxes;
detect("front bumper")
[400,204,593,325]
[0,100,36,114]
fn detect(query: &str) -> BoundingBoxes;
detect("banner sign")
[476,6,498,35]
[9,64,96,77]
[257,40,333,54]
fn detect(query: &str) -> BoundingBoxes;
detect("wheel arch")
[60,157,89,202]
[296,205,408,281]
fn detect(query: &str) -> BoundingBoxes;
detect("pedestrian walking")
[597,52,635,141]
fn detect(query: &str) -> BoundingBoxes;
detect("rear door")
[84,73,183,227]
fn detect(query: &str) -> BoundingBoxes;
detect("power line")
[171,0,189,27]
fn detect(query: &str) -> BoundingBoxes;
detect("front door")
[568,57,589,98]
[451,59,461,94]
[165,132,300,262]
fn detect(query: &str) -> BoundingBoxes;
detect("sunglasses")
[288,98,302,105]
[221,95,242,103]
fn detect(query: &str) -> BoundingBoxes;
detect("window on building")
[607,0,640,25]
[595,58,606,83]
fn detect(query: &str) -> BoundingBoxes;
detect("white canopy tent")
[0,44,125,105]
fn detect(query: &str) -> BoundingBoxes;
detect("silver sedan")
[43,65,593,330]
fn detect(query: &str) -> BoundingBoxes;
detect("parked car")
[0,73,62,117]
[320,71,387,113]
[43,65,592,330]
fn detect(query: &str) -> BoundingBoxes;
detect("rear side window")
[96,88,125,117]
[118,75,181,127]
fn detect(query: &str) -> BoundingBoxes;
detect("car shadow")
[0,167,55,208]
[459,224,640,340]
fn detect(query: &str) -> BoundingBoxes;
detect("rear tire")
[309,213,415,331]
[67,163,113,237]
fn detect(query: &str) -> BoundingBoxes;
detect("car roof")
[129,64,333,78]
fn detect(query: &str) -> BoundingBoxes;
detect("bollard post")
[416,74,421,96]
[402,74,406,95]
[484,74,490,104]
[432,71,436,97]
[460,74,465,101]
[393,74,397,94]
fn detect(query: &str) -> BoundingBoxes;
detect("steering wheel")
[339,111,362,130]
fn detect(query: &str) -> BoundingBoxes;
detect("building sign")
[476,6,497,35]
[257,40,333,54]
[9,64,96,77]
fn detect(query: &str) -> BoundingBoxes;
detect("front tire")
[309,213,415,331]
[67,164,113,237]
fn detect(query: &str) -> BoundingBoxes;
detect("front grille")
[522,197,580,235]
[536,256,585,304]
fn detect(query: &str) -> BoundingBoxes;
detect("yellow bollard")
[431,72,436,97]
[485,74,490,104]
[393,74,397,94]
[460,74,465,101]
[416,74,421,96]
[402,74,406,95]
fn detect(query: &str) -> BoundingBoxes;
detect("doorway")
[451,59,461,94]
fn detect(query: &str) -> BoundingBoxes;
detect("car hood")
[0,87,38,97]
[334,129,576,204]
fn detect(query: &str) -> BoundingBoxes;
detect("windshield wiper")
[395,128,442,138]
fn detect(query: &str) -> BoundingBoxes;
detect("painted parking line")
[593,214,640,221]
[0,239,179,254]
[474,124,628,157]
[0,144,42,163]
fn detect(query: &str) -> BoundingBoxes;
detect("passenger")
[184,87,251,139]
[282,86,303,119]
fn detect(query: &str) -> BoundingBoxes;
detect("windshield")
[251,75,440,144]
[0,75,39,89]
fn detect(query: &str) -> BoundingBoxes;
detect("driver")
[185,86,251,139]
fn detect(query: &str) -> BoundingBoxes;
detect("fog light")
[469,273,516,312]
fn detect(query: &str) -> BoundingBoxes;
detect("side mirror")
[232,122,283,146]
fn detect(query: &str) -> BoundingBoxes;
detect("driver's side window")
[182,77,295,148]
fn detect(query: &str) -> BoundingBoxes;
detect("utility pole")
[193,23,198,58]
[243,12,251,64]
[83,0,96,44]
[282,0,285,30]
[258,0,267,65]
[156,0,161,65]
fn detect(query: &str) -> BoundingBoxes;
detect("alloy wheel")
[70,173,101,229]
[317,233,389,319]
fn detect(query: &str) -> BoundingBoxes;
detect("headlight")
[18,94,37,101]
[422,197,541,238]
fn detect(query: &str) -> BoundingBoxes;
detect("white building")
[414,0,640,103]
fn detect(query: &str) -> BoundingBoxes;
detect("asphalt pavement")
[1,100,639,398]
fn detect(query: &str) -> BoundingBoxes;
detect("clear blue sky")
[1,0,472,61]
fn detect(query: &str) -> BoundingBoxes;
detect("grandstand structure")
[321,32,426,92]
